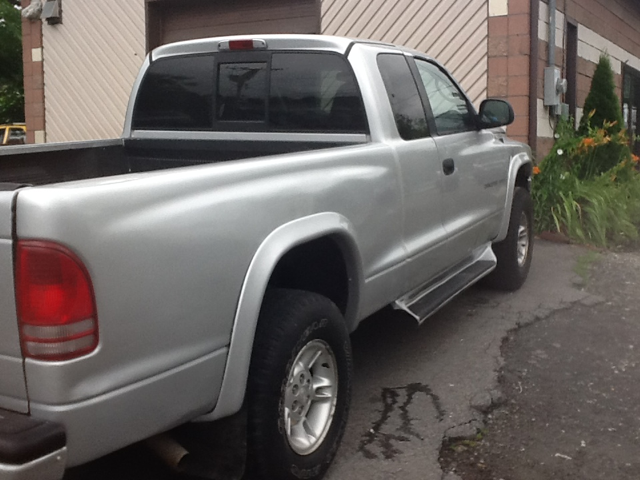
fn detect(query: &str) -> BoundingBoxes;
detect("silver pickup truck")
[0,35,533,480]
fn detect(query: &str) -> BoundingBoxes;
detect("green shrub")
[578,54,624,135]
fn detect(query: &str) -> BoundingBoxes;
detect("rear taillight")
[15,240,98,361]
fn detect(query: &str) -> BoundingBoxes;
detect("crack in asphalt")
[443,418,482,438]
[359,383,445,460]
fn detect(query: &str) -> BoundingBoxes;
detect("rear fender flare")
[197,212,363,421]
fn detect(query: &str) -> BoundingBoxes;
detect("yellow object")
[0,124,27,146]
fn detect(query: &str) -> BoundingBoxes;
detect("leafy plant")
[573,114,631,179]
[532,117,640,247]
[0,0,24,123]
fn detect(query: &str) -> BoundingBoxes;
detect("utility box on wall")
[544,66,568,115]
[544,67,562,106]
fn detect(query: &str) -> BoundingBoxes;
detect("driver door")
[411,57,511,263]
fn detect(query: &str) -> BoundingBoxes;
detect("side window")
[0,128,6,144]
[133,55,214,130]
[377,54,429,140]
[269,53,367,133]
[414,59,475,135]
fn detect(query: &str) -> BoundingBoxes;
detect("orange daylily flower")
[581,137,596,148]
[632,154,640,163]
[533,166,541,175]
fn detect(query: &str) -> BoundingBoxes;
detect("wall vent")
[41,0,62,25]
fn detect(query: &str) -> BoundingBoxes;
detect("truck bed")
[0,137,361,186]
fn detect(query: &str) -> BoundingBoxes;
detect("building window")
[623,65,640,155]
[565,20,578,121]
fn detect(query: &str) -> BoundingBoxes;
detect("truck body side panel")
[14,141,403,464]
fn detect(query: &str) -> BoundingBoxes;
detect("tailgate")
[0,187,28,413]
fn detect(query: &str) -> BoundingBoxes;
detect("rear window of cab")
[132,52,368,134]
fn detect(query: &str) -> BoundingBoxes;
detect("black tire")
[246,289,352,480]
[483,186,534,291]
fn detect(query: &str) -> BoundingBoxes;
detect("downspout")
[548,0,557,68]
[528,0,540,153]
[316,0,322,33]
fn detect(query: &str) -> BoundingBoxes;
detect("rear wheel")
[246,289,352,480]
[483,186,534,291]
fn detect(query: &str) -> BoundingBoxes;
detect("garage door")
[148,0,320,49]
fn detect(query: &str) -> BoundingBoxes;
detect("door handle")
[442,158,455,175]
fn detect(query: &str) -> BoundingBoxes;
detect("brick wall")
[535,0,640,156]
[21,0,45,144]
[553,0,640,113]
[487,0,532,146]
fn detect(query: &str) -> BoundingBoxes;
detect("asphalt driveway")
[440,247,640,480]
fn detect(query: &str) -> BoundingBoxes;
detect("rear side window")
[133,52,367,134]
[377,54,429,140]
[133,56,214,130]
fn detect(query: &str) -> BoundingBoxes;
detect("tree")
[579,54,624,135]
[576,53,630,176]
[0,0,24,124]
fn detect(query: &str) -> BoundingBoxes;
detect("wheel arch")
[495,151,533,242]
[198,212,364,421]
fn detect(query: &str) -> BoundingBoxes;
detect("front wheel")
[483,186,534,291]
[246,289,352,480]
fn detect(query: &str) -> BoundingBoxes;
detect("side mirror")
[477,99,515,129]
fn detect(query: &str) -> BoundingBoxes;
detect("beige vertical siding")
[43,0,146,142]
[322,0,488,105]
